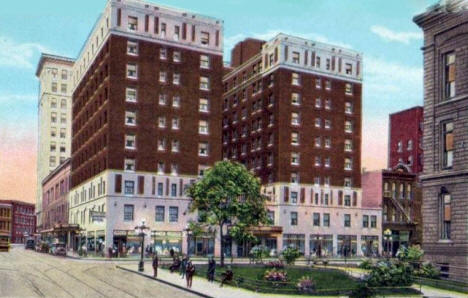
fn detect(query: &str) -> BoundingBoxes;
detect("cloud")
[370,25,422,44]
[223,29,353,60]
[0,35,52,69]
[0,93,36,104]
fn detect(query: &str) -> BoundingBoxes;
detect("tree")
[187,161,270,266]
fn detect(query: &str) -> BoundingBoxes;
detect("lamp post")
[135,219,149,272]
[185,224,192,258]
[383,229,392,259]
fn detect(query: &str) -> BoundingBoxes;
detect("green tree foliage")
[281,247,301,265]
[187,161,269,266]
[366,260,414,287]
[397,245,424,262]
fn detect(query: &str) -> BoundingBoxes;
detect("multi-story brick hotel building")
[414,0,468,281]
[222,35,381,257]
[68,0,223,256]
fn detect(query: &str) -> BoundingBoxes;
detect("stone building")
[414,0,468,281]
[0,203,12,252]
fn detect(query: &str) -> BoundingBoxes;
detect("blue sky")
[0,0,436,202]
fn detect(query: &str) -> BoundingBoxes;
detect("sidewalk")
[116,264,331,298]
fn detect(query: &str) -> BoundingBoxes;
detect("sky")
[0,0,437,203]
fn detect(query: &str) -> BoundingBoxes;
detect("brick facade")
[414,1,468,281]
[0,200,36,244]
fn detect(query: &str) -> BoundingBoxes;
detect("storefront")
[361,235,379,257]
[188,232,215,256]
[151,231,182,256]
[309,234,333,257]
[282,234,305,254]
[337,235,357,257]
[112,230,142,257]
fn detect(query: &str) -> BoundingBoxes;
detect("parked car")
[25,238,35,250]
[50,243,67,256]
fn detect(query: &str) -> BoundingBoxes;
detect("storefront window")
[337,235,357,257]
[188,232,215,256]
[152,231,182,256]
[361,235,379,257]
[309,234,333,257]
[282,234,305,254]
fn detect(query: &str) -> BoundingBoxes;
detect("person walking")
[152,252,159,278]
[186,261,195,288]
[207,257,216,282]
[180,255,188,279]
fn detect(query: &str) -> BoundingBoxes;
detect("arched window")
[440,187,451,240]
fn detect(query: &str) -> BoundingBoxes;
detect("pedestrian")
[170,248,175,259]
[220,266,233,288]
[207,257,216,282]
[180,255,188,279]
[186,261,195,288]
[169,255,181,273]
[152,252,159,278]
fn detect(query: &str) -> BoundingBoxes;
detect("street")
[0,247,197,298]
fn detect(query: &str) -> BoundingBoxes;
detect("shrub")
[296,276,316,294]
[397,245,424,263]
[349,283,375,298]
[366,260,414,287]
[250,245,269,263]
[281,247,301,265]
[264,268,288,283]
[415,262,440,279]
[359,259,373,270]
[266,261,284,269]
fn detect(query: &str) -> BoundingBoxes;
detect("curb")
[116,265,212,298]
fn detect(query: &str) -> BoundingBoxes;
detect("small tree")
[281,247,301,265]
[187,161,270,267]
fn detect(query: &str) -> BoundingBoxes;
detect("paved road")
[0,247,197,298]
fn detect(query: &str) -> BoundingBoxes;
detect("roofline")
[0,200,35,207]
[35,53,75,77]
[41,158,71,186]
[389,105,423,117]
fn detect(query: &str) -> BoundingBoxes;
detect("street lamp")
[135,219,149,272]
[383,229,392,259]
[185,224,192,258]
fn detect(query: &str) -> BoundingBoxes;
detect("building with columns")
[414,0,468,282]
[222,35,381,257]
[36,54,75,231]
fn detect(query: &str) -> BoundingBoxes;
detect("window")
[315,156,321,167]
[326,58,331,70]
[159,71,167,83]
[407,140,413,151]
[49,156,56,167]
[171,117,179,130]
[51,99,57,108]
[61,84,67,93]
[199,120,209,134]
[124,181,135,194]
[160,48,167,60]
[291,152,299,165]
[345,158,352,171]
[291,191,298,204]
[370,215,377,228]
[267,211,275,224]
[51,82,57,92]
[315,118,321,128]
[440,191,451,239]
[171,184,177,197]
[60,113,66,123]
[157,138,166,151]
[315,78,321,89]
[50,142,56,152]
[344,178,352,187]
[290,212,298,226]
[344,195,351,206]
[200,55,210,69]
[324,119,331,129]
[345,121,353,133]
[125,111,136,126]
[199,98,209,112]
[126,88,137,102]
[345,102,353,114]
[171,140,179,153]
[291,172,299,183]
[127,41,138,55]
[161,23,166,37]
[155,206,165,222]
[125,135,136,149]
[325,80,331,90]
[291,112,300,126]
[200,76,210,90]
[157,182,164,196]
[172,96,180,108]
[363,215,369,228]
[443,122,454,168]
[291,93,301,105]
[60,98,67,109]
[324,157,331,168]
[173,73,180,85]
[345,139,353,152]
[201,31,210,45]
[345,63,353,75]
[345,83,353,95]
[157,161,165,174]
[173,50,181,62]
[292,51,300,64]
[61,70,68,80]
[159,94,167,105]
[291,132,299,145]
[169,207,179,222]
[199,142,209,156]
[291,73,300,85]
[59,128,65,138]
[127,16,138,31]
[344,214,351,227]
[313,213,320,226]
[397,141,403,152]
[124,159,135,171]
[325,137,331,149]
[323,213,330,227]
[127,64,137,79]
[158,117,166,128]
[124,205,134,221]
[444,52,456,99]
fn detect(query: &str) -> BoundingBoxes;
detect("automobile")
[25,238,35,250]
[50,243,67,256]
